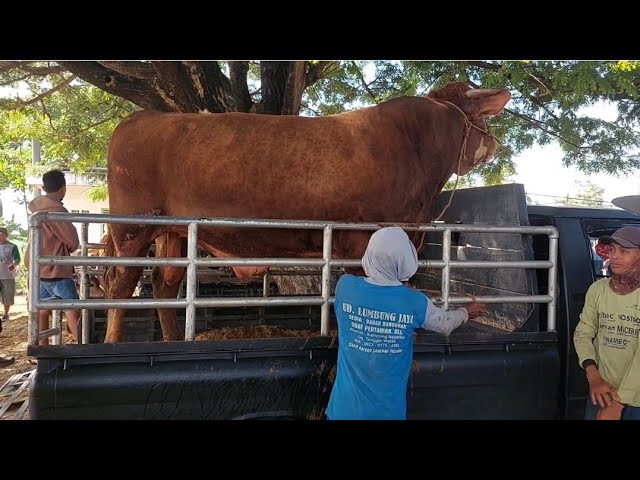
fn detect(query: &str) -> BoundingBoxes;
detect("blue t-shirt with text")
[326,275,427,420]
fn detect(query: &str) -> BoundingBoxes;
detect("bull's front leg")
[104,265,145,343]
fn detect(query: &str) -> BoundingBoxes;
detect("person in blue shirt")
[326,227,487,420]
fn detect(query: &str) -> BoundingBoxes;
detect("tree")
[1,61,639,192]
[558,180,607,208]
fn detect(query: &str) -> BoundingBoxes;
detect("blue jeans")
[584,399,640,420]
[39,278,79,301]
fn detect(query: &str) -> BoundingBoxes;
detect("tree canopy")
[1,60,639,196]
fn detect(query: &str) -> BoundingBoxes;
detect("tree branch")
[15,75,76,107]
[260,61,290,114]
[350,61,377,102]
[282,62,307,115]
[58,61,172,111]
[39,99,57,132]
[97,61,156,79]
[505,107,586,151]
[76,115,116,134]
[464,61,502,70]
[7,61,65,75]
[228,61,252,112]
[0,61,22,74]
[0,72,31,86]
[174,61,237,112]
[306,61,339,86]
[526,69,553,99]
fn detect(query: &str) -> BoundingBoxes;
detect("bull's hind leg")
[152,233,186,341]
[103,230,155,343]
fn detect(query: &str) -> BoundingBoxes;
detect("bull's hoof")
[104,333,123,343]
[163,332,184,342]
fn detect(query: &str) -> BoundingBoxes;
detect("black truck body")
[26,184,640,420]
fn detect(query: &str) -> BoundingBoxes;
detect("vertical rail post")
[441,229,452,311]
[261,270,270,324]
[51,310,61,345]
[80,222,90,344]
[547,230,559,332]
[28,223,42,346]
[185,222,198,341]
[320,226,333,336]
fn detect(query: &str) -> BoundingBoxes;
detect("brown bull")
[102,81,511,343]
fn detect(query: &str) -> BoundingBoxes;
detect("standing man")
[25,169,81,345]
[574,226,640,420]
[0,227,20,322]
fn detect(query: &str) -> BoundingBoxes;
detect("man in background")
[25,169,81,345]
[0,227,20,322]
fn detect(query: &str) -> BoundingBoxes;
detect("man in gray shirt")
[0,227,18,366]
[0,227,20,321]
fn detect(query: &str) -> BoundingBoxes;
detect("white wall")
[62,185,109,244]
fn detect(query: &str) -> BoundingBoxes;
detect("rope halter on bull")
[415,96,500,253]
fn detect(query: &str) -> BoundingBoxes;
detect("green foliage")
[1,66,136,194]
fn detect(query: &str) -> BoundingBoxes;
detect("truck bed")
[28,330,559,420]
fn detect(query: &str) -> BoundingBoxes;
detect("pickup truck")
[26,183,640,420]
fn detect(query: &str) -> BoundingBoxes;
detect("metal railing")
[27,212,559,346]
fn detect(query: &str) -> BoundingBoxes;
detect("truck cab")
[528,204,640,420]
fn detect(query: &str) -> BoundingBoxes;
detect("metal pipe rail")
[27,212,559,346]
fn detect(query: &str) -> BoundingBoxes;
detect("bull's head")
[427,82,511,176]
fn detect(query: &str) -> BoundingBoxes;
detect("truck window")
[583,219,640,279]
[589,237,611,278]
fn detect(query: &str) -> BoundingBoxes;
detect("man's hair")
[42,169,66,193]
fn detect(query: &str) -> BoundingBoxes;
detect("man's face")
[608,242,640,275]
[0,232,7,244]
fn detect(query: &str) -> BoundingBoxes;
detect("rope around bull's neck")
[414,97,494,253]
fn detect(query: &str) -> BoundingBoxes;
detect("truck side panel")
[409,345,560,419]
[29,334,559,420]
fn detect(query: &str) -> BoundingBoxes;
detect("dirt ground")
[0,294,33,388]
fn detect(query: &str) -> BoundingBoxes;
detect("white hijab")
[361,227,419,286]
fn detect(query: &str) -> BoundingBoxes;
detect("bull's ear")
[465,89,511,116]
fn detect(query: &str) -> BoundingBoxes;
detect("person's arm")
[7,243,20,272]
[420,297,486,336]
[573,283,600,371]
[573,281,620,408]
[11,243,20,265]
[48,218,80,252]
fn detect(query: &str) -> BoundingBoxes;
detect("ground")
[0,294,32,388]
[0,294,78,420]
[0,294,33,420]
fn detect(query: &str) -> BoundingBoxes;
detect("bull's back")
[107,108,419,221]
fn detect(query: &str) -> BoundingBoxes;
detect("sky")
[509,101,639,206]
